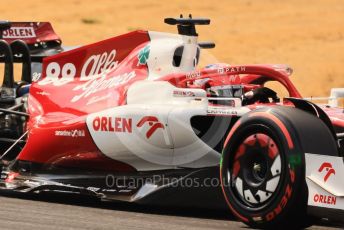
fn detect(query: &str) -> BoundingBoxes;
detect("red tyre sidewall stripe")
[219,167,249,223]
[223,120,241,148]
[221,110,295,223]
[249,112,294,149]
[221,118,248,222]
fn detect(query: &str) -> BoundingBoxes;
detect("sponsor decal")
[137,45,150,65]
[3,27,36,38]
[186,71,201,79]
[55,129,86,137]
[318,162,336,182]
[208,105,250,116]
[313,194,337,205]
[173,90,195,97]
[217,66,246,74]
[136,116,165,139]
[93,117,132,133]
[32,72,42,82]
[39,49,119,86]
[71,71,136,103]
[265,169,295,221]
[91,115,171,145]
[207,108,238,115]
[36,91,50,96]
[80,49,118,80]
[265,184,293,221]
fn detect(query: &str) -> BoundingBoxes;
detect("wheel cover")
[230,133,282,207]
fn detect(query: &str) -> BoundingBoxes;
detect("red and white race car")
[0,16,343,229]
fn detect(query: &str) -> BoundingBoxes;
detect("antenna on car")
[164,14,215,49]
[164,14,210,36]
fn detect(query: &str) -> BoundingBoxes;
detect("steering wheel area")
[242,87,280,105]
[206,84,280,106]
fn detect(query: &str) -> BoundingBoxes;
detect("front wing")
[305,153,344,220]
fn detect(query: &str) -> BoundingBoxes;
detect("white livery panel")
[305,153,344,210]
[86,81,221,171]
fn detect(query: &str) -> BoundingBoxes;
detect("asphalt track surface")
[0,191,342,230]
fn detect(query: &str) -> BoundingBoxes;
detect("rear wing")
[0,20,72,102]
[0,21,64,63]
[0,21,61,45]
[0,21,75,86]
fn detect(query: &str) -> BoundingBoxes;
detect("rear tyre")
[220,107,338,229]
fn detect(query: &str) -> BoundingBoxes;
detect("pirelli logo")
[2,27,36,38]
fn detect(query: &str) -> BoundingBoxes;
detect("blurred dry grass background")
[0,0,344,97]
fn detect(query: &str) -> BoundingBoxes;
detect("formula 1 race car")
[0,15,343,229]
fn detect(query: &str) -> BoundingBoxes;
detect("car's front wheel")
[220,107,338,229]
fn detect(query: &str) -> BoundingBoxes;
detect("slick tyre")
[220,107,339,229]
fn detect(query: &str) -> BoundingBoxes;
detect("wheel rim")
[229,133,282,208]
